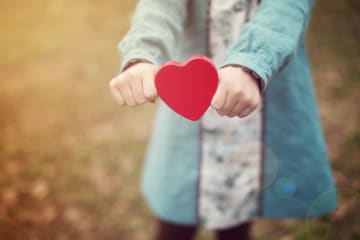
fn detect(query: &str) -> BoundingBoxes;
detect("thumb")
[211,84,227,110]
[142,74,158,101]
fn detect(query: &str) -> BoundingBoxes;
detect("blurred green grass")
[0,0,359,239]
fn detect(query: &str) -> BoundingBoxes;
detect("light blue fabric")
[118,0,337,225]
[141,102,200,224]
[261,44,337,217]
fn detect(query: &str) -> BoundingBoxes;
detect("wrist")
[122,58,153,72]
[223,64,263,93]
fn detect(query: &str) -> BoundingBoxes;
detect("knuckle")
[144,90,157,100]
[243,96,252,105]
[109,78,118,89]
[250,96,259,107]
[112,75,126,87]
[211,94,225,109]
[116,80,126,89]
[122,71,135,83]
[250,101,259,109]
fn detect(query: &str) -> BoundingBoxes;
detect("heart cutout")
[155,56,219,121]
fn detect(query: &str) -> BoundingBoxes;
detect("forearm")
[119,0,188,71]
[222,0,315,91]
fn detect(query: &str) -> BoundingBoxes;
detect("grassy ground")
[0,0,359,239]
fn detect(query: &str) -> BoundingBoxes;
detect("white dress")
[199,0,262,229]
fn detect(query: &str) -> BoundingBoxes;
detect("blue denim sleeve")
[118,0,188,72]
[221,0,315,91]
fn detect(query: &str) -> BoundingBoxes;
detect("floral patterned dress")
[199,0,261,229]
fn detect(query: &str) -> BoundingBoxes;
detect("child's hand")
[211,66,261,118]
[109,62,158,107]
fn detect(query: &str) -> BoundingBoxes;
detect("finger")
[109,79,126,106]
[237,105,256,118]
[216,109,226,116]
[129,77,146,104]
[119,83,136,107]
[228,100,246,117]
[217,97,236,117]
[142,74,157,101]
[109,83,125,106]
[221,92,237,115]
[211,84,227,110]
[229,97,251,117]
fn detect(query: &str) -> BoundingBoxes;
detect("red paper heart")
[155,56,219,121]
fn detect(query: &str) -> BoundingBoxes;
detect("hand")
[211,66,261,118]
[109,62,158,107]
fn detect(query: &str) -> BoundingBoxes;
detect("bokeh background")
[0,0,359,239]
